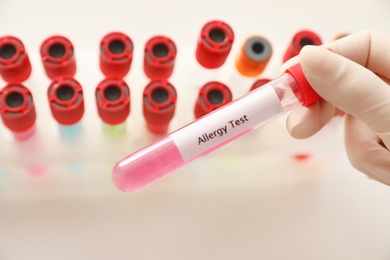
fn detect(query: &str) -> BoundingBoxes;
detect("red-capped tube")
[99,32,133,77]
[286,63,321,106]
[47,76,84,125]
[196,20,234,69]
[95,77,130,125]
[40,35,76,79]
[282,30,322,63]
[249,78,272,92]
[0,83,36,139]
[194,81,232,119]
[143,36,176,79]
[143,79,177,135]
[0,36,32,82]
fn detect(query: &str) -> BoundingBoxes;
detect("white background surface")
[1,0,390,259]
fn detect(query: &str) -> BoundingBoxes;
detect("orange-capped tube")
[333,32,349,41]
[235,36,272,77]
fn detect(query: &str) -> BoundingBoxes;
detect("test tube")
[47,76,84,139]
[0,36,32,82]
[333,33,349,41]
[95,77,130,137]
[40,35,76,79]
[99,32,134,77]
[195,20,234,69]
[194,81,232,119]
[0,83,36,141]
[249,78,271,92]
[112,63,321,192]
[143,79,177,135]
[143,36,177,79]
[235,36,272,77]
[282,30,322,62]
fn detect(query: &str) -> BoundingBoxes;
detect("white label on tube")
[171,86,284,162]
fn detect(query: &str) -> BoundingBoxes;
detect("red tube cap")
[0,83,36,132]
[194,81,232,119]
[282,30,322,63]
[40,35,77,79]
[249,78,272,92]
[47,76,84,125]
[286,63,321,107]
[99,32,133,77]
[144,36,176,79]
[95,77,130,125]
[0,36,32,82]
[196,20,234,69]
[143,79,177,135]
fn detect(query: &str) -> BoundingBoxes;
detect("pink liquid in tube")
[113,63,320,192]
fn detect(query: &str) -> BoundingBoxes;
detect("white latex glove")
[284,30,390,186]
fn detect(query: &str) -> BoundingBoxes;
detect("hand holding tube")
[113,60,317,192]
[284,31,390,186]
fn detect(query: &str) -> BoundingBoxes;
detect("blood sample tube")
[47,76,84,139]
[143,36,176,79]
[99,32,133,77]
[95,77,130,137]
[194,81,232,119]
[112,62,321,193]
[143,79,177,135]
[0,36,32,82]
[196,20,234,69]
[333,33,349,40]
[282,30,322,63]
[40,35,76,79]
[249,78,272,92]
[0,83,36,141]
[235,36,272,77]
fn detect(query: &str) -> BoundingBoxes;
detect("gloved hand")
[283,30,390,186]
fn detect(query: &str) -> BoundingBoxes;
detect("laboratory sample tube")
[143,79,177,135]
[112,62,321,193]
[99,32,134,77]
[194,81,232,119]
[95,77,130,137]
[249,78,271,92]
[143,36,177,79]
[47,75,84,139]
[0,36,32,82]
[0,83,36,141]
[40,35,76,79]
[282,30,322,62]
[235,35,272,77]
[196,20,234,69]
[333,33,349,41]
